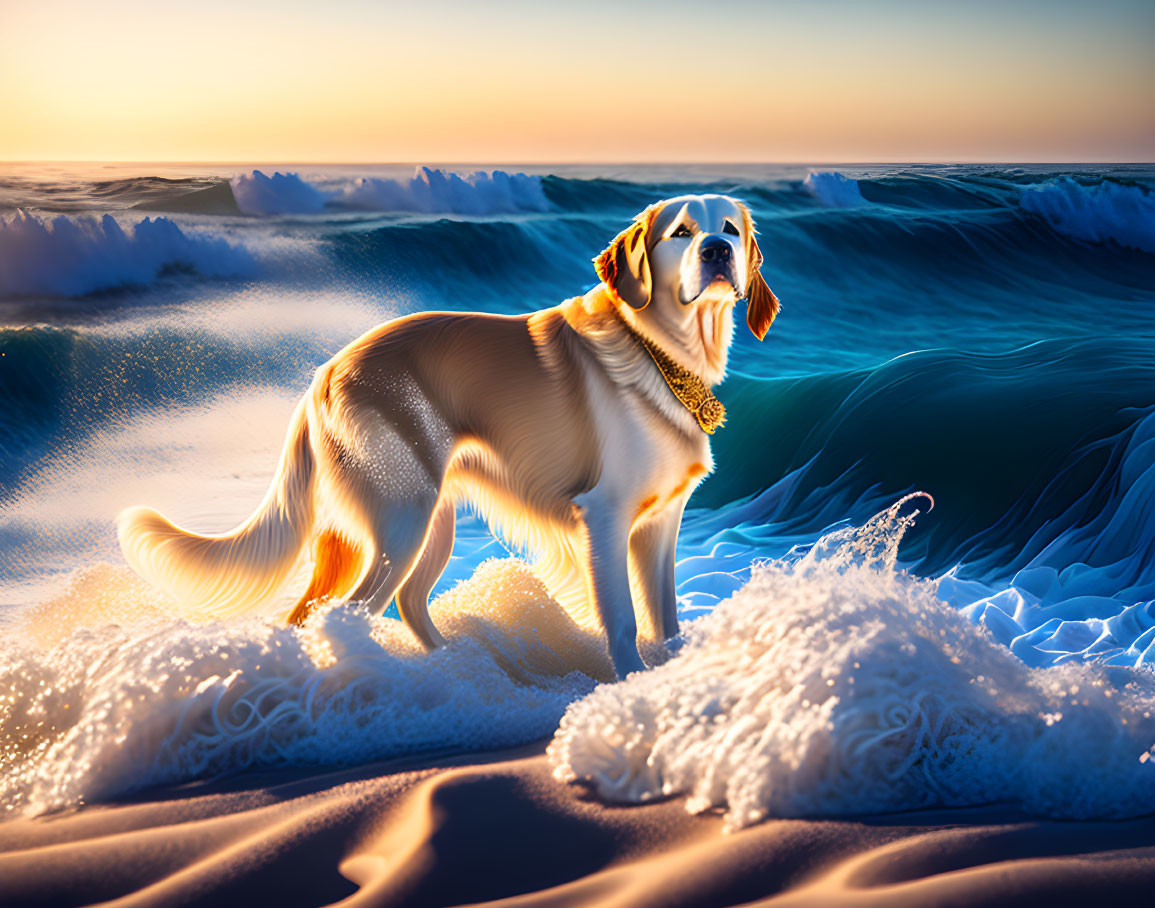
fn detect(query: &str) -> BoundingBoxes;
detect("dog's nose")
[699,236,733,263]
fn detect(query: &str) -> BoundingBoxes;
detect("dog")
[118,194,780,679]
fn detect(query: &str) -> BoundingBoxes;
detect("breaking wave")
[338,168,550,215]
[0,210,256,298]
[230,167,550,217]
[803,170,866,208]
[229,171,329,216]
[1020,178,1155,253]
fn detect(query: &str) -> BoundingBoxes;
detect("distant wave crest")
[341,167,550,214]
[0,210,257,298]
[1020,178,1155,253]
[228,171,328,216]
[230,167,550,217]
[803,170,866,208]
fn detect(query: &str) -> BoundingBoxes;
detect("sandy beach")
[2,741,1154,908]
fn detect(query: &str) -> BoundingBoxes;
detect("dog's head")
[594,195,780,374]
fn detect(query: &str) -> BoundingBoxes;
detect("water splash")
[549,497,1155,830]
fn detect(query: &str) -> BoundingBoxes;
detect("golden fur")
[118,194,780,678]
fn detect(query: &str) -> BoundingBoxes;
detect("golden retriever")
[118,194,779,678]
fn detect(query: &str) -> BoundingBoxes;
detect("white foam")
[339,167,549,215]
[1020,178,1155,253]
[0,559,602,818]
[230,170,328,216]
[228,167,549,216]
[803,171,866,208]
[0,210,256,298]
[549,497,1155,830]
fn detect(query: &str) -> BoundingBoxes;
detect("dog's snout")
[699,236,732,264]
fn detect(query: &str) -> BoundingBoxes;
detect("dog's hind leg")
[317,378,456,647]
[347,490,444,647]
[287,530,365,625]
[394,497,454,649]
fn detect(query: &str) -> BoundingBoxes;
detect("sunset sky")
[1,0,1152,162]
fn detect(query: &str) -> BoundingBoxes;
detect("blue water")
[1,162,1154,816]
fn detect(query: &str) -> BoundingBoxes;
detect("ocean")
[1,161,1153,824]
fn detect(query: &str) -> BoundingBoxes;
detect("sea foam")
[803,171,866,208]
[229,170,328,216]
[339,167,550,215]
[230,167,549,217]
[1020,178,1155,253]
[0,210,256,298]
[549,497,1155,830]
[0,560,603,818]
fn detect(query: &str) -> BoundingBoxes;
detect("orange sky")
[1,0,1152,162]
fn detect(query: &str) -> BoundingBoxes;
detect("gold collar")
[616,314,725,434]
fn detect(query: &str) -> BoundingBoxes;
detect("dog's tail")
[118,401,316,618]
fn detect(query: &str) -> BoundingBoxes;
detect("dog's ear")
[738,202,780,341]
[594,206,657,310]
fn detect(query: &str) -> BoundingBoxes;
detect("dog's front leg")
[630,503,682,642]
[579,501,647,680]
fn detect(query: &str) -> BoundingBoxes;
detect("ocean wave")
[1020,178,1155,253]
[743,211,1096,357]
[802,171,866,208]
[89,176,217,202]
[705,339,1155,571]
[325,213,608,304]
[0,559,604,818]
[0,175,228,214]
[854,173,1009,211]
[229,171,328,216]
[538,174,666,213]
[938,405,1155,667]
[0,210,256,298]
[230,167,549,217]
[550,498,1155,828]
[131,181,240,215]
[339,168,549,214]
[688,404,1155,671]
[0,293,379,486]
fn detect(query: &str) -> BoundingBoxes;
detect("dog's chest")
[591,375,712,508]
[569,308,715,512]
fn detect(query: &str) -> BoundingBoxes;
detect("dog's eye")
[722,220,740,236]
[670,224,693,239]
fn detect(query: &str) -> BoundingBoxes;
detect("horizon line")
[2,159,1153,167]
